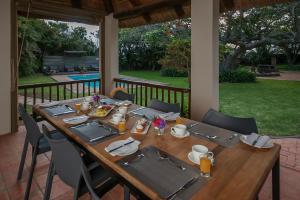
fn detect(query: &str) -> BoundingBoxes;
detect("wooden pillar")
[191,0,219,120]
[11,0,18,133]
[103,14,119,96]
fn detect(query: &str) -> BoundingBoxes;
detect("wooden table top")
[33,98,281,200]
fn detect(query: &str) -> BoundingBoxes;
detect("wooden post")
[11,0,19,133]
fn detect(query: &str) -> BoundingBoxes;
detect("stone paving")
[258,71,300,81]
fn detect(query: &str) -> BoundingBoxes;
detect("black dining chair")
[148,99,180,113]
[112,89,135,102]
[17,104,65,200]
[42,125,118,200]
[202,108,258,135]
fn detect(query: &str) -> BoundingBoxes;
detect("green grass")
[19,73,56,85]
[277,64,300,71]
[120,70,300,136]
[121,70,189,88]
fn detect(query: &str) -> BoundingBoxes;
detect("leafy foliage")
[18,17,98,77]
[219,68,256,83]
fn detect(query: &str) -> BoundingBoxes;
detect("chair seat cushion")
[38,130,65,154]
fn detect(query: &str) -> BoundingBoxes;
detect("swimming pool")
[68,73,101,88]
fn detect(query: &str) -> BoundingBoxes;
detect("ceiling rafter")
[174,4,185,18]
[128,0,152,23]
[114,0,190,20]
[103,0,114,15]
[71,0,82,9]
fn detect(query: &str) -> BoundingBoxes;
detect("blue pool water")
[68,73,101,88]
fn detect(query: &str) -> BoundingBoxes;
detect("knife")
[89,134,111,142]
[108,140,135,153]
[167,177,199,200]
[252,135,261,146]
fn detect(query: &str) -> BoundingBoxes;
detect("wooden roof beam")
[71,0,82,9]
[114,0,190,20]
[103,0,114,15]
[128,0,152,23]
[174,5,185,18]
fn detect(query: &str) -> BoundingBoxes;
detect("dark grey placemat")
[43,105,75,116]
[69,121,118,144]
[131,108,164,120]
[100,98,119,105]
[118,146,208,200]
[188,122,240,148]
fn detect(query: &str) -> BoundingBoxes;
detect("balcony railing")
[114,78,191,118]
[18,77,191,118]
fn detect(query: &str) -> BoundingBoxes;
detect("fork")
[157,151,186,171]
[123,153,145,166]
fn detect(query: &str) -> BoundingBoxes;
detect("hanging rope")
[18,0,31,67]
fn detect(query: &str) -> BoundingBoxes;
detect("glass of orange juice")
[118,120,127,133]
[200,153,214,177]
[75,103,81,114]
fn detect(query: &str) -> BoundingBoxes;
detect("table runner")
[69,121,118,143]
[118,146,208,200]
[43,104,75,116]
[188,123,241,148]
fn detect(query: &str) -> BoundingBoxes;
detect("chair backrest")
[42,125,98,200]
[42,125,82,189]
[202,109,258,135]
[148,99,180,113]
[113,90,135,102]
[18,104,43,146]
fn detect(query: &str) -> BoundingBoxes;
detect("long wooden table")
[33,98,281,200]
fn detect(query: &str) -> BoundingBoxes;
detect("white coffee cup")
[118,106,128,115]
[192,145,213,164]
[112,113,122,124]
[171,124,187,136]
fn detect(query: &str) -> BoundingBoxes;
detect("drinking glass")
[176,116,183,124]
[118,120,127,133]
[75,103,81,114]
[200,155,212,177]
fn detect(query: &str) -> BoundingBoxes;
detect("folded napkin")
[105,137,140,156]
[245,133,271,148]
[159,112,180,121]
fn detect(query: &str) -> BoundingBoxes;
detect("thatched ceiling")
[16,0,292,27]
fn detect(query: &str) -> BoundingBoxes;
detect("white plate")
[240,135,274,149]
[188,152,199,165]
[63,115,89,125]
[39,101,60,108]
[170,130,190,138]
[115,100,132,106]
[107,140,139,156]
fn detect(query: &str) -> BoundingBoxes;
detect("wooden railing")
[114,78,191,118]
[18,77,191,118]
[18,78,101,114]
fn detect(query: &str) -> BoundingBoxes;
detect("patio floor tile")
[0,127,299,199]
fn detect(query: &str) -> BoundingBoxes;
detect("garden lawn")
[120,70,300,136]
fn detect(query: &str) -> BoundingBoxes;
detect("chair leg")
[43,158,55,200]
[124,185,130,200]
[17,137,29,180]
[24,147,38,200]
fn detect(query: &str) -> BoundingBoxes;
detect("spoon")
[157,151,186,171]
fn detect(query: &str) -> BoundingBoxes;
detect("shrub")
[220,68,256,83]
[160,67,188,77]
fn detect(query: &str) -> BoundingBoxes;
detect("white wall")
[0,0,11,135]
[191,0,219,120]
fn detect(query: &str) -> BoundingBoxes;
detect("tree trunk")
[222,47,242,70]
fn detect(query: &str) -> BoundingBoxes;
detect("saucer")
[188,152,199,165]
[170,130,190,138]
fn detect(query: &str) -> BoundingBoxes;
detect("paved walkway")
[258,71,300,81]
[0,126,299,200]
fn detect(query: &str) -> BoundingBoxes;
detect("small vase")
[155,127,165,136]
